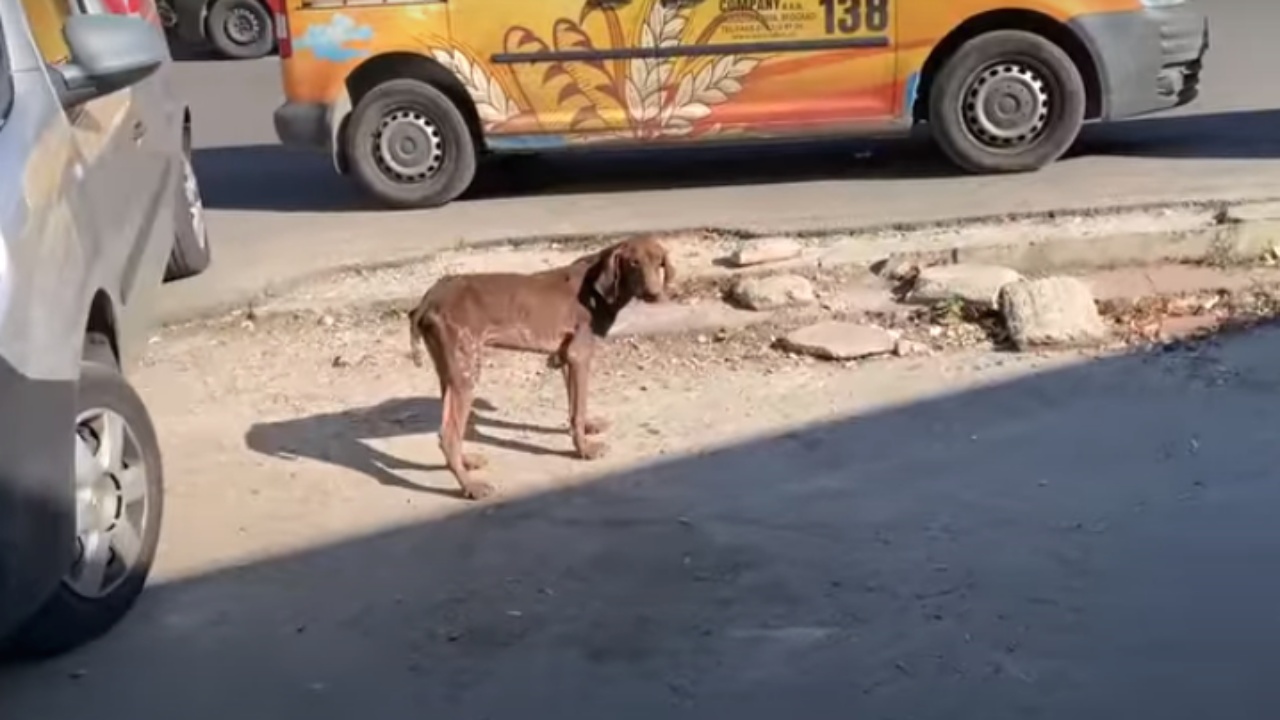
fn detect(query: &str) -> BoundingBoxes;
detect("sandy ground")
[6,281,1280,717]
[134,307,1075,579]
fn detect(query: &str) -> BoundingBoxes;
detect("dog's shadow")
[244,396,571,497]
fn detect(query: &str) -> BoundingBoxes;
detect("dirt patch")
[140,302,1104,582]
[141,243,1280,585]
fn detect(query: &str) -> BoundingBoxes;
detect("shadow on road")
[194,108,1280,214]
[244,395,577,497]
[6,326,1280,717]
[1075,107,1280,160]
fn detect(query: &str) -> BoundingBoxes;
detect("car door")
[19,0,156,312]
[0,0,113,628]
[448,0,646,140]
[449,0,897,144]
[670,0,898,131]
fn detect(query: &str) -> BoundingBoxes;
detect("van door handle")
[132,119,146,144]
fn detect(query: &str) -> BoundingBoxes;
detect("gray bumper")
[273,101,332,152]
[0,356,77,642]
[1070,4,1208,120]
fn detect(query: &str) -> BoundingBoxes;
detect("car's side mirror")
[52,14,167,109]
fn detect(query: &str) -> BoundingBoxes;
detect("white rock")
[778,322,896,360]
[729,237,804,267]
[894,338,931,357]
[729,274,816,311]
[910,264,1024,309]
[999,276,1109,350]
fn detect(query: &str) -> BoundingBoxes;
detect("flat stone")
[1227,201,1280,223]
[729,274,816,311]
[612,301,764,337]
[729,237,804,267]
[894,338,931,357]
[910,264,1024,309]
[1159,314,1221,342]
[778,322,896,360]
[999,276,1109,350]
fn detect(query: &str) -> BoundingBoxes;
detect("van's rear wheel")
[346,79,477,210]
[928,30,1085,173]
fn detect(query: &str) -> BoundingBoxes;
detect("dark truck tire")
[206,0,276,60]
[928,29,1086,173]
[346,79,478,209]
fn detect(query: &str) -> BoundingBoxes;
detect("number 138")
[820,0,889,35]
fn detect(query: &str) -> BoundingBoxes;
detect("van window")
[20,0,73,65]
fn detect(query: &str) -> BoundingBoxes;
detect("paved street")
[4,5,1280,717]
[161,0,1280,322]
[5,281,1280,718]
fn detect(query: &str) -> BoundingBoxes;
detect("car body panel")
[0,0,190,641]
[273,0,1205,166]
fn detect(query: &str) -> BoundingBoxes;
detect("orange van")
[271,0,1208,208]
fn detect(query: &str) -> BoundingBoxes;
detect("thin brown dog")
[408,236,675,500]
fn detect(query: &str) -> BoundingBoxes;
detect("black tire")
[165,149,211,282]
[346,79,477,209]
[2,345,165,660]
[205,0,275,60]
[928,30,1085,174]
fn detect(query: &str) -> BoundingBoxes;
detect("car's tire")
[165,149,211,282]
[928,30,1086,174]
[345,79,477,209]
[205,0,275,60]
[1,340,164,660]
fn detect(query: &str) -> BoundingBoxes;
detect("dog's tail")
[408,303,426,368]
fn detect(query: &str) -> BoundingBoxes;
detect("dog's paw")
[576,440,609,461]
[463,452,489,471]
[584,417,610,436]
[462,481,497,501]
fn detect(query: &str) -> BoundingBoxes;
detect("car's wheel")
[2,338,164,659]
[205,0,275,60]
[346,78,477,209]
[157,0,178,33]
[165,149,211,282]
[928,30,1086,173]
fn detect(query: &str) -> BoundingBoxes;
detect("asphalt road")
[6,314,1280,718]
[159,0,1280,322]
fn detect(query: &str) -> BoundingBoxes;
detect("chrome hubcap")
[961,61,1051,149]
[373,109,444,183]
[225,6,262,45]
[69,408,149,599]
[183,156,206,249]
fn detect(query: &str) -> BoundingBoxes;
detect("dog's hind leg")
[425,328,489,473]
[429,325,494,500]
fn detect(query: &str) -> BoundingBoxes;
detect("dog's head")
[593,235,676,305]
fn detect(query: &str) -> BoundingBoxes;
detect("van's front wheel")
[928,30,1085,173]
[346,79,477,210]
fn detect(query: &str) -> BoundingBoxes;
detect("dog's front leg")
[563,334,607,460]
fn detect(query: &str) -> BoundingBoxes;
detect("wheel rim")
[224,6,263,45]
[959,59,1053,152]
[182,155,207,249]
[372,108,445,183]
[158,0,177,29]
[67,407,150,599]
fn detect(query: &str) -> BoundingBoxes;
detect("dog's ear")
[592,246,624,303]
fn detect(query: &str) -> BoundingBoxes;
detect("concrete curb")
[162,198,1280,330]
